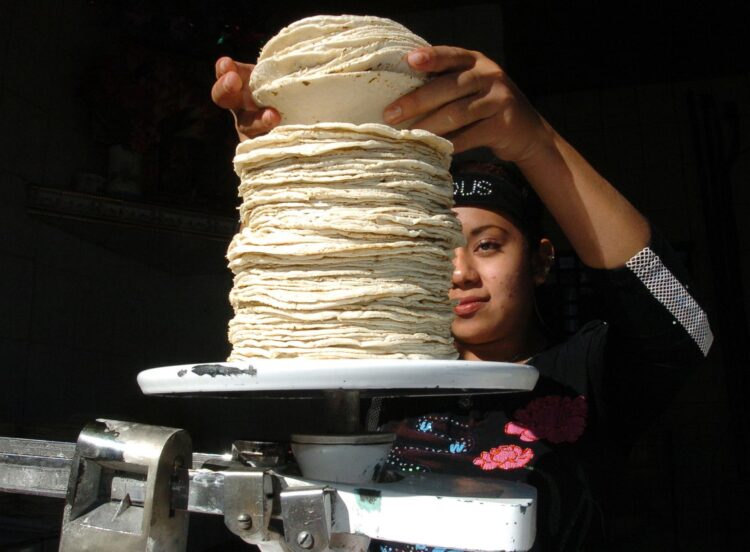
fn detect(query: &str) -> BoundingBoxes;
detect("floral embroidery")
[505,395,587,444]
[472,444,534,470]
[387,415,476,474]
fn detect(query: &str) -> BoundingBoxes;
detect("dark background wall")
[1,0,748,550]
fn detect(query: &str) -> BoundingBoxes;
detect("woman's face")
[450,207,543,348]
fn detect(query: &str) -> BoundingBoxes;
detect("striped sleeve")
[626,247,713,356]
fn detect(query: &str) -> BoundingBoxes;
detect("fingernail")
[408,51,428,66]
[384,105,402,123]
[261,110,274,126]
[219,58,230,73]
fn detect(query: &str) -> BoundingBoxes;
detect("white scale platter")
[138,359,539,398]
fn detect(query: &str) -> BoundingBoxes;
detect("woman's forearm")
[514,121,651,269]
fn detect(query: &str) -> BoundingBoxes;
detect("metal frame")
[0,420,536,552]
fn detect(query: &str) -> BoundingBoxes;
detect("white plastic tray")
[137,359,538,398]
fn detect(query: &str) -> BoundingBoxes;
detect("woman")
[376,160,712,550]
[212,46,712,549]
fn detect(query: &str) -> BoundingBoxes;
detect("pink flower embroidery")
[505,395,588,444]
[504,421,540,442]
[472,444,534,470]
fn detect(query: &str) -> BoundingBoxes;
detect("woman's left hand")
[383,46,552,162]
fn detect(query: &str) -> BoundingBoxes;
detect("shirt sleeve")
[588,223,713,363]
[586,223,713,443]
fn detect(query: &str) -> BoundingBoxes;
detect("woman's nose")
[452,248,479,286]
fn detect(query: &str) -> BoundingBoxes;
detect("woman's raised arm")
[384,46,650,269]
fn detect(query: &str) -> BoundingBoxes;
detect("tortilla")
[227,123,462,360]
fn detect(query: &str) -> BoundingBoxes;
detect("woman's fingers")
[212,58,257,112]
[410,90,496,137]
[446,117,502,154]
[215,56,234,79]
[384,48,482,125]
[233,108,281,141]
[406,45,478,74]
[212,56,280,140]
[385,68,486,125]
[215,57,254,84]
[211,72,245,110]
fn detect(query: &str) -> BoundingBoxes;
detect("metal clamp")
[59,419,192,552]
[222,469,273,541]
[281,486,333,552]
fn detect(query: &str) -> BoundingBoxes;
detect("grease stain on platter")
[191,364,257,377]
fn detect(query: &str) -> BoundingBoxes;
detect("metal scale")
[0,358,539,551]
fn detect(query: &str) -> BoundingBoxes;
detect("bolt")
[296,530,314,549]
[236,513,252,530]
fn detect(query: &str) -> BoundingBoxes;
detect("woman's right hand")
[211,56,280,141]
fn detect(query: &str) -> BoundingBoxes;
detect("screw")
[236,513,252,530]
[296,530,314,549]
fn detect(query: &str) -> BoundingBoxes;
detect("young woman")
[212,46,712,550]
[375,160,712,550]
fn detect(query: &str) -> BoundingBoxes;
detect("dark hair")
[451,160,544,245]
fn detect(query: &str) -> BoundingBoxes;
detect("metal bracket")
[232,440,287,468]
[222,469,273,541]
[59,419,192,552]
[281,486,333,552]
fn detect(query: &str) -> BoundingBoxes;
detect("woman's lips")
[453,297,487,317]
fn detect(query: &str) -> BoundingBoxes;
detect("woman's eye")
[476,240,500,253]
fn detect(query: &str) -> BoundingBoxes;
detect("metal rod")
[0,436,230,505]
[322,390,362,433]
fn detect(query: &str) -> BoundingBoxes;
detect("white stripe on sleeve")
[626,247,713,356]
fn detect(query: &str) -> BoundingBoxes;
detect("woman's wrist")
[507,119,560,174]
[492,116,560,174]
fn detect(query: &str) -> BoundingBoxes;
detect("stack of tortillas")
[227,16,462,360]
[250,15,430,126]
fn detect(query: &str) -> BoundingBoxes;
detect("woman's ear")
[532,238,555,286]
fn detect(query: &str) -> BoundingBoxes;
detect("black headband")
[452,171,542,243]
